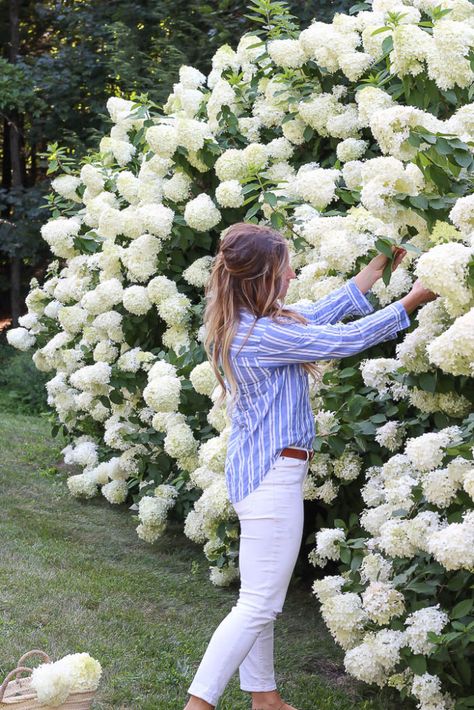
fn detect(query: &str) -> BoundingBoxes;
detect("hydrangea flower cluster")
[313,429,473,708]
[30,652,102,707]
[5,7,474,703]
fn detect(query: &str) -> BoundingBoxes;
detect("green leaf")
[407,655,427,675]
[263,192,278,208]
[109,390,124,405]
[381,35,394,54]
[447,572,469,591]
[244,202,261,220]
[452,599,474,619]
[382,261,392,286]
[457,657,472,685]
[371,25,392,36]
[409,195,428,210]
[453,149,472,168]
[418,372,437,393]
[375,238,393,258]
[339,546,351,564]
[405,581,437,595]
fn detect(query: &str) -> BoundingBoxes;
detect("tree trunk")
[9,0,22,327]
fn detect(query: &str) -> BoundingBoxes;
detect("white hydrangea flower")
[405,605,449,655]
[190,361,218,397]
[312,575,346,603]
[81,278,124,316]
[80,164,105,195]
[360,358,398,392]
[102,479,129,504]
[405,427,462,472]
[198,430,229,473]
[450,193,474,234]
[333,450,362,481]
[138,204,174,239]
[41,217,81,259]
[268,38,306,68]
[415,243,474,317]
[122,285,152,315]
[52,174,82,202]
[30,663,72,706]
[427,308,474,376]
[163,171,192,203]
[183,256,214,288]
[427,511,474,571]
[215,180,244,208]
[313,527,345,566]
[371,267,412,307]
[147,275,178,305]
[314,409,337,436]
[344,629,405,687]
[411,673,454,710]
[377,518,418,558]
[215,148,247,181]
[359,553,393,584]
[93,340,118,364]
[421,467,460,508]
[320,592,368,650]
[375,421,405,452]
[184,194,221,231]
[6,326,36,351]
[67,472,98,499]
[143,375,181,412]
[426,20,474,91]
[336,138,368,163]
[282,117,306,145]
[146,123,178,159]
[209,564,239,587]
[361,581,405,625]
[292,165,340,210]
[70,362,111,393]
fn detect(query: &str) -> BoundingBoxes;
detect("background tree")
[0,0,352,326]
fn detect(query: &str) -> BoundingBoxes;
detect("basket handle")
[0,666,33,701]
[16,650,51,668]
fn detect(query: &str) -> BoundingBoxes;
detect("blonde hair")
[203,222,320,409]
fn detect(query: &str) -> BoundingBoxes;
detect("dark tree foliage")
[0,0,353,323]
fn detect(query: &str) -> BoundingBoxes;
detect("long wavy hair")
[203,222,321,409]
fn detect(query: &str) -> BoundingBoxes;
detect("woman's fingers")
[391,247,407,271]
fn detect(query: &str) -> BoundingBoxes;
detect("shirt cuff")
[346,278,375,316]
[389,301,411,331]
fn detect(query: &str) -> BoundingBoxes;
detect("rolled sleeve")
[289,279,374,326]
[258,300,411,366]
[390,300,411,330]
[345,279,375,316]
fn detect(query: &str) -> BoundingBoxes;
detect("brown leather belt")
[280,447,314,461]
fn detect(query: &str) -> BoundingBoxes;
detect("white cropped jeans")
[187,451,310,706]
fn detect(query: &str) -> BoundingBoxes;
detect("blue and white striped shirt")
[224,279,411,504]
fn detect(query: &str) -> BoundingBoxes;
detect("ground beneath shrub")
[0,410,407,709]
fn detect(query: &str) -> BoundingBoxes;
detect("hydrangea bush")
[7,0,474,703]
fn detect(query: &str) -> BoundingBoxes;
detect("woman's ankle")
[251,689,282,709]
[184,694,215,710]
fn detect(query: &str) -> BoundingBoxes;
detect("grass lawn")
[0,409,406,710]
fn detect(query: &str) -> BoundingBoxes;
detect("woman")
[184,223,435,710]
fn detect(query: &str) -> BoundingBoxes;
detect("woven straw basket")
[0,651,96,709]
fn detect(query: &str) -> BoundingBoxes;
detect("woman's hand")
[368,247,407,279]
[353,247,407,294]
[399,279,438,314]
